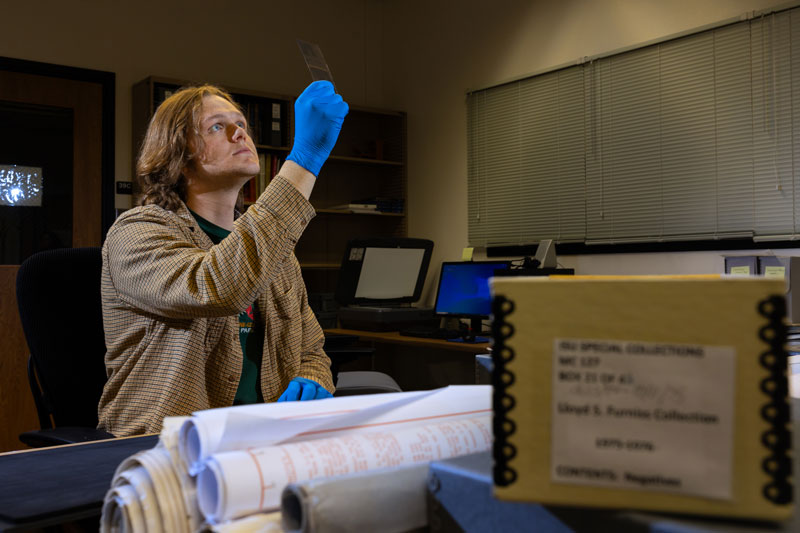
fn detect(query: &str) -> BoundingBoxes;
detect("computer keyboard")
[323,333,360,350]
[399,325,464,339]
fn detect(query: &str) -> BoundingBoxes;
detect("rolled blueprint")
[102,417,199,533]
[179,389,435,474]
[281,463,429,533]
[197,416,492,523]
[179,386,490,474]
[102,448,187,533]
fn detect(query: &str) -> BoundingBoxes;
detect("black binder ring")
[763,481,793,505]
[756,294,792,506]
[761,427,791,452]
[762,454,791,476]
[491,294,518,487]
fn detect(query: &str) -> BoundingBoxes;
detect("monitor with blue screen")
[434,261,510,341]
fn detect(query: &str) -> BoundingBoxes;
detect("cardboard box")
[758,256,788,279]
[757,256,800,324]
[724,255,758,276]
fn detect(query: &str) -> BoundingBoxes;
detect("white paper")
[197,416,492,523]
[179,389,437,473]
[179,386,489,474]
[550,338,735,500]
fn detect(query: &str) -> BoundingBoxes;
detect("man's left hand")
[277,377,332,402]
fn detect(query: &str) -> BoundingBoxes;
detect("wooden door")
[0,69,106,452]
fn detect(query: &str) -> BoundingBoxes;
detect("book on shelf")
[270,101,282,146]
[353,197,404,213]
[243,101,261,145]
[241,177,255,203]
[241,153,285,202]
[328,203,379,213]
[330,202,378,209]
[270,154,281,181]
[153,85,176,109]
[258,153,268,195]
[489,275,793,522]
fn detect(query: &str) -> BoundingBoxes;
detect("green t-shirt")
[190,210,264,405]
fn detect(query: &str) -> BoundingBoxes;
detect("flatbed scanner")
[337,305,436,331]
[334,238,437,331]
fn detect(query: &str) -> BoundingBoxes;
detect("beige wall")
[380,0,799,303]
[3,0,798,304]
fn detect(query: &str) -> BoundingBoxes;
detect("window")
[467,7,800,249]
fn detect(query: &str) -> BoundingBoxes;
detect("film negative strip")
[296,39,335,85]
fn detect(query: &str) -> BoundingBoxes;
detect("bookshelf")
[132,76,293,206]
[132,77,408,324]
[296,106,407,319]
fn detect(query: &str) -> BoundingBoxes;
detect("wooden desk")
[0,435,157,531]
[325,328,491,352]
[325,328,490,390]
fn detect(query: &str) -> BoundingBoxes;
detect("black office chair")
[326,334,401,396]
[16,247,114,447]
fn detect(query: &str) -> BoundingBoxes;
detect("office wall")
[0,0,384,210]
[379,0,800,303]
[2,0,798,292]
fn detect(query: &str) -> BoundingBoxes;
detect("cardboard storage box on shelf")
[757,256,800,324]
[723,255,758,276]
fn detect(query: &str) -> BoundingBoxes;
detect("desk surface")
[325,328,491,353]
[430,451,800,533]
[0,434,158,530]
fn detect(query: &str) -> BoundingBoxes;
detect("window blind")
[467,6,800,248]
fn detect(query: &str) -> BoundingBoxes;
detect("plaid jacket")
[97,176,333,436]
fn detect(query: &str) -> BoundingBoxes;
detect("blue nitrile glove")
[277,377,333,402]
[286,80,349,176]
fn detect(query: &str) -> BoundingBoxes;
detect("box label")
[764,266,786,279]
[729,266,751,275]
[551,338,735,499]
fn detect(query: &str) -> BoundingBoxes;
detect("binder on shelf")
[353,197,404,213]
[725,255,758,276]
[244,101,261,146]
[257,153,268,195]
[153,84,176,109]
[489,276,793,521]
[328,202,379,213]
[270,101,282,147]
[242,176,256,203]
[270,154,282,182]
[757,256,800,324]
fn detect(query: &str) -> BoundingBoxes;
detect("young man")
[98,81,348,437]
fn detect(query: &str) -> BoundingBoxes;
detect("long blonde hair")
[136,85,244,211]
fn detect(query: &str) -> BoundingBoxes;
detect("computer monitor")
[434,261,511,341]
[335,238,434,306]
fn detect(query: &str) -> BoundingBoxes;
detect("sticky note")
[461,247,474,261]
[764,266,786,279]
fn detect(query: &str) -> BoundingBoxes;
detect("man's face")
[184,95,260,189]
